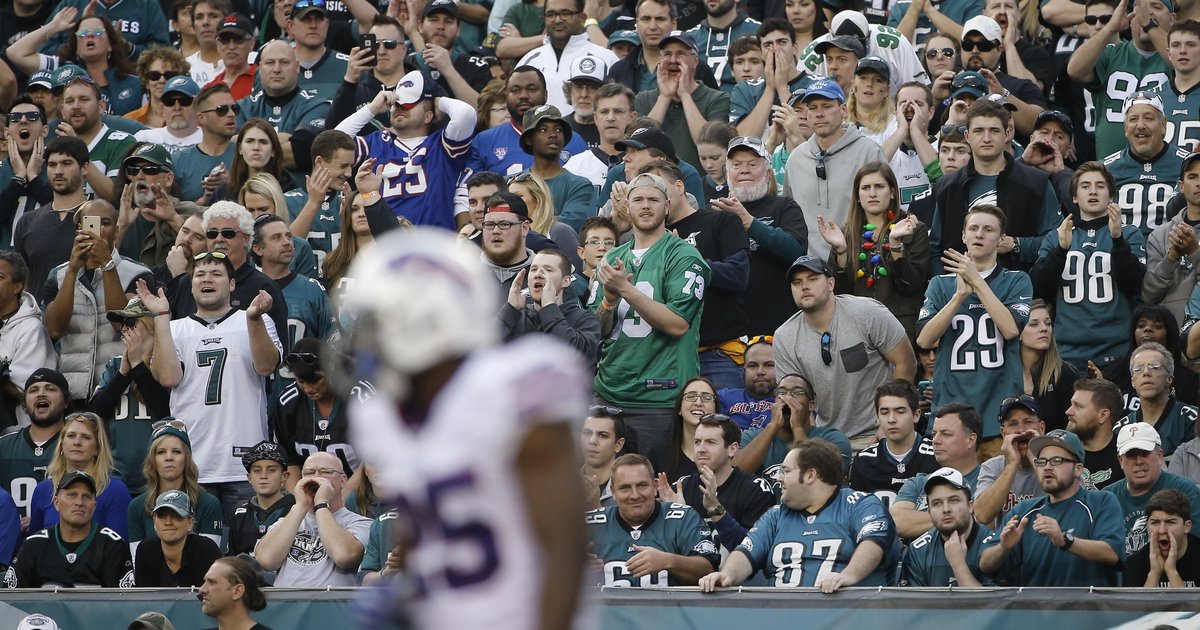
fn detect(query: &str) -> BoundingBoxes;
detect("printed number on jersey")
[1119,182,1173,231]
[771,539,842,587]
[1104,72,1169,122]
[1166,121,1200,153]
[197,349,227,405]
[394,470,500,593]
[381,148,429,197]
[1062,251,1113,304]
[948,313,1003,371]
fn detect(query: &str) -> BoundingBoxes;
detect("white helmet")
[336,228,499,399]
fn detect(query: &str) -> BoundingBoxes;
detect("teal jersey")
[986,488,1125,586]
[290,236,319,279]
[1088,42,1171,159]
[279,272,339,346]
[545,171,595,232]
[95,356,156,492]
[0,428,59,519]
[588,234,710,408]
[918,268,1032,437]
[687,14,762,92]
[729,73,817,125]
[360,508,400,573]
[1104,145,1190,235]
[738,426,852,481]
[86,125,139,180]
[236,89,330,136]
[895,466,982,511]
[174,143,236,203]
[1036,223,1146,369]
[887,0,982,47]
[586,501,720,586]
[127,490,223,544]
[299,50,350,103]
[1116,397,1199,458]
[284,189,343,274]
[737,488,897,587]
[901,523,998,586]
[1103,470,1200,556]
[1152,78,1200,154]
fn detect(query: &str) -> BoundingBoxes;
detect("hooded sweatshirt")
[481,248,535,300]
[784,125,887,260]
[0,292,57,428]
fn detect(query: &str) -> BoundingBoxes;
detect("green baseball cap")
[519,104,573,153]
[52,64,90,90]
[123,143,174,171]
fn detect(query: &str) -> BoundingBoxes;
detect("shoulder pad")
[667,502,692,510]
[685,24,702,34]
[857,442,879,457]
[99,527,123,541]
[234,507,248,515]
[381,509,401,521]
[1102,150,1123,165]
[918,439,935,455]
[335,52,351,61]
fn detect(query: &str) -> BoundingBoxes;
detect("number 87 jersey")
[354,127,471,231]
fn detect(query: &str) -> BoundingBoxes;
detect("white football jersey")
[352,336,590,629]
[169,311,282,483]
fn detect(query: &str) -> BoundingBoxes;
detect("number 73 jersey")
[354,127,472,231]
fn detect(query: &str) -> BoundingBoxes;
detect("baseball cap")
[423,0,458,18]
[241,440,289,471]
[615,127,678,163]
[800,78,846,103]
[787,255,834,278]
[154,489,193,517]
[814,35,866,59]
[1123,91,1165,117]
[128,611,175,630]
[830,10,870,44]
[998,394,1042,423]
[291,0,327,19]
[1182,152,1200,178]
[28,70,54,91]
[628,172,670,196]
[26,367,69,395]
[217,13,254,38]
[569,55,607,84]
[151,418,192,451]
[786,87,808,107]
[520,104,573,153]
[1116,422,1162,456]
[17,614,60,630]
[1034,109,1074,139]
[57,470,98,494]
[963,15,1003,42]
[854,56,890,83]
[162,75,199,99]
[486,191,530,218]
[609,30,640,46]
[951,71,987,100]
[52,64,89,90]
[727,135,769,159]
[122,143,175,171]
[107,296,154,323]
[659,30,698,53]
[923,466,972,498]
[1029,428,1085,462]
[394,70,435,106]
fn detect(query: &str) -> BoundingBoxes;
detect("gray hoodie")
[783,125,887,260]
[480,248,535,300]
[0,292,57,427]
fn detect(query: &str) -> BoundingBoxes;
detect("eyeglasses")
[776,386,810,398]
[286,352,319,366]
[152,418,188,435]
[682,392,716,402]
[146,70,182,82]
[301,467,342,477]
[125,163,166,176]
[9,111,42,123]
[961,39,998,52]
[194,250,230,261]
[545,9,580,20]
[815,151,827,180]
[820,331,832,366]
[1131,363,1164,373]
[162,95,194,108]
[584,238,617,247]
[1034,456,1078,467]
[699,413,734,426]
[1083,14,1113,25]
[506,171,534,184]
[482,220,519,231]
[206,229,241,240]
[200,103,241,117]
[941,124,968,135]
[76,28,106,39]
[588,404,624,417]
[747,334,773,346]
[925,47,955,59]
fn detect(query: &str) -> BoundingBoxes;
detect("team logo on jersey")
[896,463,905,473]
[630,529,642,540]
[287,530,329,565]
[694,539,718,555]
[806,515,816,524]
[65,553,77,564]
[494,147,508,160]
[3,566,14,588]
[1012,302,1032,317]
[740,537,753,551]
[559,150,573,162]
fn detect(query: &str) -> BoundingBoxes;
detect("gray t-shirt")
[270,507,373,587]
[976,455,1044,524]
[774,295,908,438]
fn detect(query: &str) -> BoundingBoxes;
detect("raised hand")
[136,278,170,314]
[246,289,273,319]
[355,157,383,194]
[1057,215,1074,250]
[816,215,847,253]
[507,268,527,310]
[999,514,1028,551]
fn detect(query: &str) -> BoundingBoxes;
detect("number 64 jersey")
[351,336,590,629]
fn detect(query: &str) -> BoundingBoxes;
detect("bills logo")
[399,81,415,89]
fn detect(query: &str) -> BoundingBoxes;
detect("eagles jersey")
[229,493,297,557]
[355,127,472,230]
[361,508,400,573]
[587,234,710,408]
[278,271,338,346]
[687,14,762,92]
[284,190,342,270]
[586,501,720,586]
[86,125,138,180]
[1104,470,1200,556]
[1115,397,1199,459]
[1088,42,1171,159]
[273,380,373,475]
[94,356,160,492]
[800,26,930,94]
[174,142,236,203]
[467,121,588,177]
[1152,78,1200,154]
[918,268,1032,438]
[901,523,997,586]
[1104,144,1190,235]
[738,426,853,482]
[887,0,982,47]
[736,488,897,587]
[4,524,134,588]
[169,311,283,483]
[1035,222,1147,369]
[298,49,350,103]
[235,89,330,135]
[729,73,817,127]
[350,336,590,629]
[0,428,58,519]
[848,437,940,510]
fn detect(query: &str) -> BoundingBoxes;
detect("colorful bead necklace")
[856,211,896,289]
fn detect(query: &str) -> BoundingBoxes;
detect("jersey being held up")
[849,437,940,510]
[355,127,471,230]
[1104,144,1190,236]
[4,523,134,588]
[736,487,897,587]
[586,501,720,586]
[350,336,590,629]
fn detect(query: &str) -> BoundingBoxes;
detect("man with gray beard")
[114,144,206,267]
[134,76,203,152]
[711,135,808,336]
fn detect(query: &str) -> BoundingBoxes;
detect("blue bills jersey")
[355,128,472,230]
[467,122,587,177]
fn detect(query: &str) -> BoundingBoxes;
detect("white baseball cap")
[963,16,1003,42]
[1117,422,1162,456]
[569,55,607,83]
[923,466,972,498]
[18,614,61,630]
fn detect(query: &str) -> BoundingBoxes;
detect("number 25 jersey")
[354,127,472,231]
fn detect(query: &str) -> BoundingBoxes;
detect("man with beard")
[972,395,1048,526]
[712,135,807,336]
[285,130,356,265]
[517,0,618,113]
[335,71,477,230]
[901,467,998,586]
[939,17,1046,138]
[1104,422,1200,556]
[469,66,588,176]
[564,56,608,148]
[980,429,1124,586]
[57,77,137,201]
[688,0,761,92]
[737,373,852,480]
[718,335,776,429]
[114,144,207,268]
[1105,92,1191,236]
[407,0,494,103]
[0,369,69,530]
[152,213,209,287]
[135,76,203,151]
[328,16,423,132]
[1123,488,1200,587]
[175,84,239,204]
[235,41,330,135]
[0,96,51,249]
[13,136,90,294]
[521,105,596,231]
[849,379,940,509]
[1116,342,1199,457]
[286,0,350,102]
[635,31,730,170]
[1068,378,1126,490]
[500,249,600,362]
[206,14,257,100]
[480,192,537,295]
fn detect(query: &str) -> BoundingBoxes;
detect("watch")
[1060,531,1075,550]
[1010,236,1021,254]
[313,502,330,512]
[707,504,726,518]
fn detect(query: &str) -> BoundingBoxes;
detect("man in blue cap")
[135,76,203,151]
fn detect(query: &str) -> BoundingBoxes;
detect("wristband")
[599,298,615,310]
[359,191,382,205]
[313,502,330,512]
[585,18,599,27]
[11,176,27,188]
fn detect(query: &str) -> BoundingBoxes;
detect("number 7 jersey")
[354,127,472,231]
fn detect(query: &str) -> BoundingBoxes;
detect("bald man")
[236,39,331,134]
[253,451,372,586]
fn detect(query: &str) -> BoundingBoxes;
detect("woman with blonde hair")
[507,171,581,269]
[1020,299,1079,432]
[125,47,190,127]
[847,57,897,145]
[241,173,318,278]
[27,412,132,538]
[126,421,223,549]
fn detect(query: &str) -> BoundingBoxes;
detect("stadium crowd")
[1,0,1200,621]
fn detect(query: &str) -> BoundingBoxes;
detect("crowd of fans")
[0,0,1197,615]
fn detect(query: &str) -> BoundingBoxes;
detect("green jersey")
[1116,397,1199,458]
[687,14,762,92]
[255,49,350,104]
[1103,144,1190,235]
[284,189,343,274]
[0,428,58,519]
[1104,470,1200,556]
[901,523,998,586]
[739,426,853,481]
[360,508,399,573]
[236,89,330,137]
[95,356,157,492]
[174,143,236,203]
[1087,42,1171,159]
[86,125,138,181]
[1152,78,1200,154]
[588,234,710,408]
[586,501,720,586]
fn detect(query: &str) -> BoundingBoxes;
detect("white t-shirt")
[268,507,373,587]
[134,127,204,154]
[186,52,224,87]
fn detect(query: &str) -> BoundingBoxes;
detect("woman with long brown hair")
[219,119,298,201]
[1020,299,1079,432]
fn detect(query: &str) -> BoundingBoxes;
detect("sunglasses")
[506,171,534,184]
[293,0,327,7]
[286,352,319,366]
[815,151,827,180]
[698,413,734,425]
[76,28,106,38]
[194,250,230,261]
[820,331,832,366]
[9,111,41,123]
[152,418,188,435]
[747,334,773,346]
[961,39,998,52]
[1083,14,1113,25]
[200,103,241,117]
[377,39,401,49]
[588,404,624,417]
[730,135,765,148]
[941,124,968,135]
[217,33,252,44]
[125,163,167,176]
[925,47,955,59]
[162,95,194,108]
[146,70,182,82]
[206,228,241,240]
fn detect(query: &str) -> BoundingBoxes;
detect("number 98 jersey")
[1104,144,1191,236]
[354,127,471,231]
[350,336,590,629]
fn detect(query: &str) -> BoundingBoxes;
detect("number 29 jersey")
[354,127,472,231]
[350,336,590,629]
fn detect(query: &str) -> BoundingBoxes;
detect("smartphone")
[82,215,102,235]
[362,33,378,68]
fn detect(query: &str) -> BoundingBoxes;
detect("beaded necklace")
[857,211,896,289]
